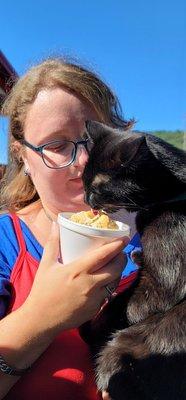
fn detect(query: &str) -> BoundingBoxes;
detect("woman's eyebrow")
[36,130,85,146]
[38,131,70,143]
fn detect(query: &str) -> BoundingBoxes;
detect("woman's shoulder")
[0,211,43,261]
[0,212,14,232]
[0,213,19,258]
[0,214,18,317]
[0,212,19,241]
[0,212,12,220]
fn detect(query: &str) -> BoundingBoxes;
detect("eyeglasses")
[22,137,91,169]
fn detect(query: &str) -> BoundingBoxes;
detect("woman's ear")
[11,140,24,163]
[23,158,31,175]
[11,140,31,175]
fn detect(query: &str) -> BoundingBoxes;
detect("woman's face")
[23,87,98,213]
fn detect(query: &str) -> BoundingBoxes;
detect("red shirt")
[5,214,100,400]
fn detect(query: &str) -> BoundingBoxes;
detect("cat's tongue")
[91,209,99,216]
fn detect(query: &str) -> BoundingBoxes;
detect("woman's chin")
[53,188,90,212]
[67,187,89,209]
[71,195,90,211]
[63,192,90,212]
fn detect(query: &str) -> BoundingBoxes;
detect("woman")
[0,58,139,399]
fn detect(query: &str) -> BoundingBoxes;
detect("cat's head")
[83,121,185,212]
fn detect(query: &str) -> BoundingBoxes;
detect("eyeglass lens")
[42,139,92,168]
[42,141,75,168]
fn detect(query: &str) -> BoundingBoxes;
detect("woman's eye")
[47,143,69,152]
[53,145,66,152]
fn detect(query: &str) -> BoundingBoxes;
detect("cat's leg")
[96,324,149,399]
[96,303,186,400]
[129,211,186,324]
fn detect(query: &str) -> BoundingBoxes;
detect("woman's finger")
[92,252,126,286]
[102,391,111,400]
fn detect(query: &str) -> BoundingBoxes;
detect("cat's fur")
[81,121,186,400]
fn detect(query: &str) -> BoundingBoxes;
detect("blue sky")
[0,0,185,150]
[0,117,9,164]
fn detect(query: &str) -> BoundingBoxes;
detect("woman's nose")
[73,144,89,167]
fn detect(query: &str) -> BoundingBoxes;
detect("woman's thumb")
[40,221,60,268]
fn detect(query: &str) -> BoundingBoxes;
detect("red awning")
[0,50,18,96]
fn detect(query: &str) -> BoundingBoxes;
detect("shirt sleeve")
[114,233,142,294]
[122,232,142,277]
[0,260,12,318]
[0,215,19,318]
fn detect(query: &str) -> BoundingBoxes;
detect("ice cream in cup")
[57,210,130,264]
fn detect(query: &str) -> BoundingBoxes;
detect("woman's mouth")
[69,177,84,187]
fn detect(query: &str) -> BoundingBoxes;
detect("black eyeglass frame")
[21,138,90,169]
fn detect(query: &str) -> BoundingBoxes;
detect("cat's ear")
[120,132,145,165]
[145,134,186,181]
[85,120,110,142]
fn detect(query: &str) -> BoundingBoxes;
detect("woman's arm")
[0,302,58,398]
[0,222,128,398]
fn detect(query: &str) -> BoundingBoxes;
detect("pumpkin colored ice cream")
[70,210,119,230]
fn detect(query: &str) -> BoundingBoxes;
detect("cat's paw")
[96,334,123,392]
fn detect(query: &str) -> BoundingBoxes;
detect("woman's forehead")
[24,88,97,142]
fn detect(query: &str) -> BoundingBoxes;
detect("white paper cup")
[58,212,130,264]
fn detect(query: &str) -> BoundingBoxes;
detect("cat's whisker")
[102,203,140,212]
[121,192,148,211]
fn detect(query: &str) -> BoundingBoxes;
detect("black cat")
[81,121,186,400]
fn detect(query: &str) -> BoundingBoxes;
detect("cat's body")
[81,121,186,400]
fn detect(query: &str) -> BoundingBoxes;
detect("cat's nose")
[85,192,98,208]
[84,191,94,206]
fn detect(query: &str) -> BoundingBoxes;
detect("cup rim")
[58,211,130,238]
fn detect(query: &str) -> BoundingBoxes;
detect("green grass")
[150,130,185,150]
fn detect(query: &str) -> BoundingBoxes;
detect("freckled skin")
[23,88,98,214]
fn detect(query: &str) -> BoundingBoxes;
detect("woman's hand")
[24,221,129,335]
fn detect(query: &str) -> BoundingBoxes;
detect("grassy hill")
[150,130,185,150]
